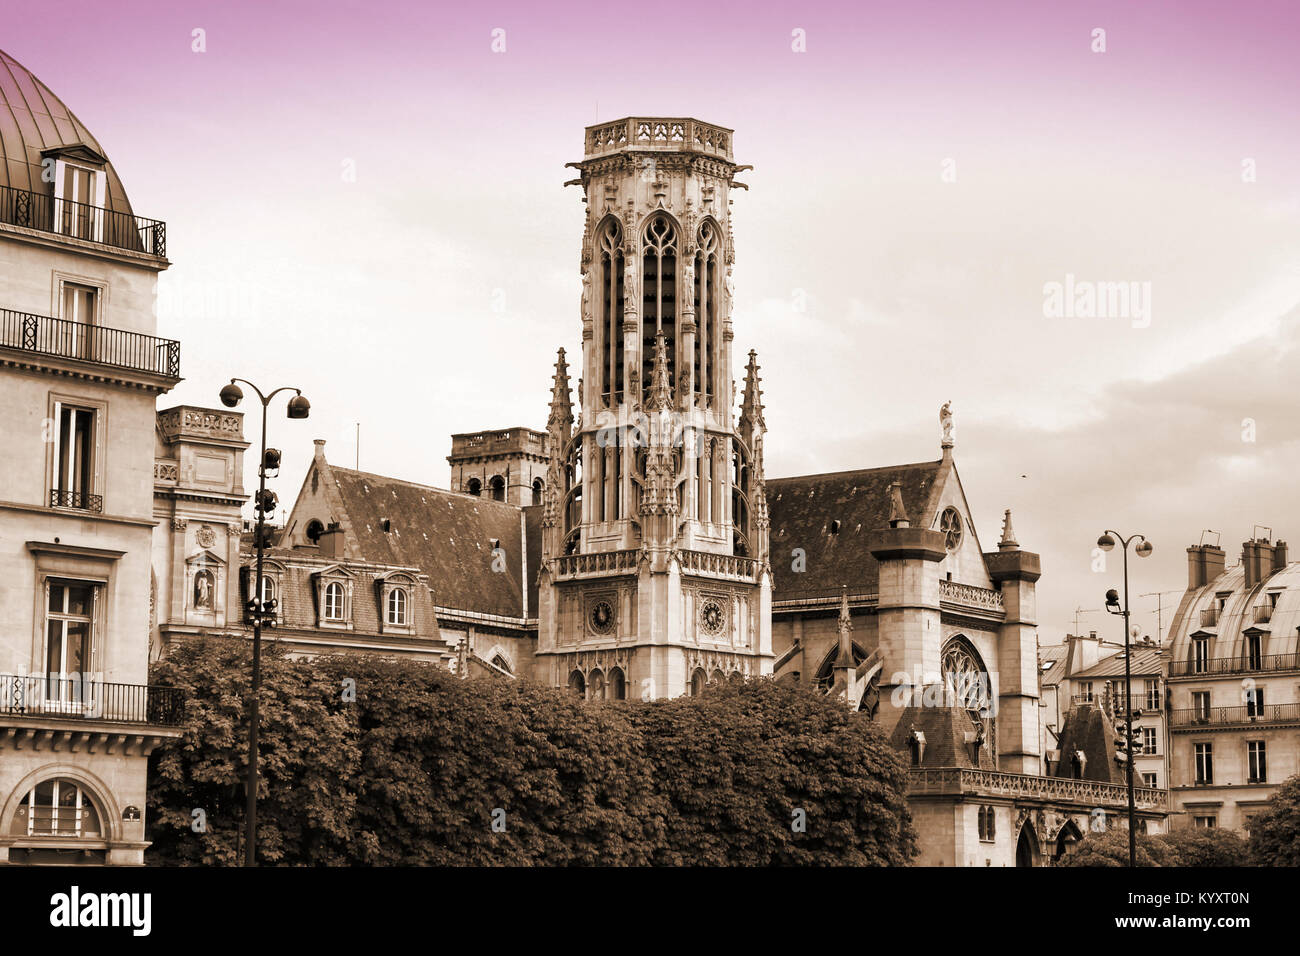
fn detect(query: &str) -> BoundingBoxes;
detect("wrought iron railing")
[1169,652,1300,678]
[0,674,184,726]
[1073,693,1162,714]
[0,307,180,378]
[907,767,1168,810]
[49,488,103,513]
[1170,702,1300,727]
[0,183,166,257]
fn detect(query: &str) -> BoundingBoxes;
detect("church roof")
[327,465,539,619]
[767,461,943,600]
[0,49,136,215]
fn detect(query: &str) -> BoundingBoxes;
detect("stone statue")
[580,268,591,318]
[724,265,735,304]
[940,401,954,446]
[624,255,638,309]
[681,256,694,309]
[194,570,213,610]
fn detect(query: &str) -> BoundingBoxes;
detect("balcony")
[907,768,1168,811]
[1199,608,1219,627]
[1171,702,1300,728]
[0,307,180,380]
[939,580,1006,614]
[0,183,166,257]
[1169,652,1300,678]
[0,674,184,727]
[1072,693,1161,715]
[49,489,103,514]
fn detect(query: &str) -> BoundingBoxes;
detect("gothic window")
[532,477,543,506]
[465,478,482,497]
[978,806,996,842]
[641,214,678,395]
[694,220,720,403]
[489,476,505,501]
[568,670,586,698]
[813,642,867,692]
[938,507,963,551]
[689,668,707,696]
[608,667,626,700]
[491,653,512,675]
[597,218,625,406]
[941,636,990,728]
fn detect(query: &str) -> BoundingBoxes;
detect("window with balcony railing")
[1253,604,1273,624]
[0,182,166,257]
[1200,607,1219,627]
[1,307,181,379]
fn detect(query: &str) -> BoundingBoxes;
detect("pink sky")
[7,0,1300,640]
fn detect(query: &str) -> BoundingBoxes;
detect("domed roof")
[0,48,135,216]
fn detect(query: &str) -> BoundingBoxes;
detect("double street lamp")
[220,379,309,867]
[1096,529,1153,869]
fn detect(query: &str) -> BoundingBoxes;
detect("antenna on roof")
[1198,529,1220,547]
[1253,524,1272,542]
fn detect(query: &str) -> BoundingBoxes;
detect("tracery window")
[641,215,678,395]
[694,220,721,403]
[596,218,625,406]
[939,507,963,551]
[941,636,990,728]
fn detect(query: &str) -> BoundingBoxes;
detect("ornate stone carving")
[171,518,188,531]
[196,524,217,549]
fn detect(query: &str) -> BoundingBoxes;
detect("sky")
[8,0,1300,643]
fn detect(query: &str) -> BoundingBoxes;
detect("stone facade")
[0,51,182,865]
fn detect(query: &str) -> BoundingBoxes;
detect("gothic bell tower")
[536,118,772,699]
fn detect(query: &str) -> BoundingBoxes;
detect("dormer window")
[46,150,107,243]
[323,582,345,620]
[386,587,408,626]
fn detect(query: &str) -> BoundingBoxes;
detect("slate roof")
[328,466,530,618]
[1038,643,1070,687]
[766,461,943,600]
[1053,702,1125,784]
[1072,646,1165,680]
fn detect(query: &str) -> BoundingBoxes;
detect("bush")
[1154,826,1253,867]
[148,638,915,866]
[1056,827,1181,867]
[1248,773,1300,866]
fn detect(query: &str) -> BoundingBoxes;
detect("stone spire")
[648,331,673,412]
[837,586,853,657]
[887,481,911,529]
[547,348,574,435]
[999,508,1019,551]
[739,349,765,437]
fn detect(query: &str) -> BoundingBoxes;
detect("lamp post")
[219,378,309,867]
[1096,529,1153,868]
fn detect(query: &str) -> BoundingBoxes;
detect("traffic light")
[254,489,278,514]
[262,448,282,475]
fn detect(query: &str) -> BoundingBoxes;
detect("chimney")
[1187,543,1226,589]
[1274,540,1288,573]
[1242,537,1274,589]
[318,521,345,558]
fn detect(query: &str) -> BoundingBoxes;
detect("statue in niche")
[580,268,591,319]
[193,569,214,610]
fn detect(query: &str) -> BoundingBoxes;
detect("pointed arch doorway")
[1016,821,1039,867]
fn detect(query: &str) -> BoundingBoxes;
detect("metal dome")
[0,48,135,217]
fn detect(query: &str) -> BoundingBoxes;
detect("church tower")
[536,118,772,699]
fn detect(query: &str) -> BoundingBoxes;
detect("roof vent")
[829,519,841,534]
[380,518,392,533]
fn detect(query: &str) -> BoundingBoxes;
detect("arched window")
[596,217,625,406]
[465,478,482,497]
[489,476,505,502]
[813,641,867,692]
[689,668,707,696]
[942,636,991,729]
[305,519,325,543]
[491,653,512,675]
[386,587,408,626]
[532,477,543,506]
[711,669,725,684]
[568,670,586,698]
[608,667,626,700]
[323,582,345,621]
[694,220,721,403]
[8,779,102,838]
[259,575,275,607]
[641,214,678,395]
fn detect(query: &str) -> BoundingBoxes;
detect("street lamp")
[1097,529,1153,868]
[220,378,309,866]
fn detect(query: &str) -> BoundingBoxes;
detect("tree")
[1248,772,1300,866]
[1056,827,1180,867]
[1155,826,1253,867]
[148,640,916,866]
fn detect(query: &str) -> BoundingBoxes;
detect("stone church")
[165,117,1171,865]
